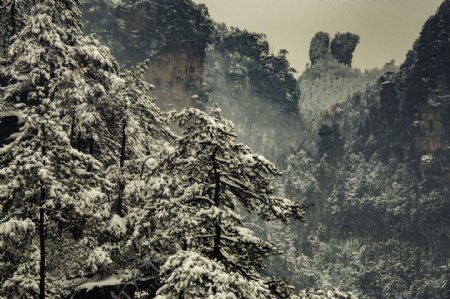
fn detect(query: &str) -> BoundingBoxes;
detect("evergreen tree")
[49,18,121,163]
[79,61,177,288]
[0,1,118,297]
[107,60,173,222]
[143,106,307,298]
[108,60,174,172]
[0,0,31,51]
[0,0,86,56]
[0,102,109,298]
[1,0,121,161]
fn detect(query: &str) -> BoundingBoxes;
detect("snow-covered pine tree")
[0,2,118,298]
[0,0,84,42]
[0,0,85,64]
[0,101,109,298]
[1,0,122,162]
[43,1,121,162]
[51,33,120,162]
[0,0,32,52]
[0,0,34,93]
[142,106,307,298]
[108,60,174,217]
[85,61,177,290]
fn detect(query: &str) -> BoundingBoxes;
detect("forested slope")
[274,2,450,298]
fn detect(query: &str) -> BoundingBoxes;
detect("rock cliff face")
[148,47,206,110]
[82,0,211,110]
[373,0,450,183]
[329,1,450,185]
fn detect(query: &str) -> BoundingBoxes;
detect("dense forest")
[1,0,449,298]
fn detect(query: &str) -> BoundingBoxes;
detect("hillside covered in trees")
[1,0,449,298]
[276,2,450,298]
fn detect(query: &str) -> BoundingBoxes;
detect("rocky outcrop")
[82,0,212,110]
[330,33,360,67]
[308,31,360,66]
[309,32,331,65]
[148,47,207,110]
[378,0,450,183]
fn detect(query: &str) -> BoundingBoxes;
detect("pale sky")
[193,0,443,72]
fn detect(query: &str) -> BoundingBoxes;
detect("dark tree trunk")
[120,119,127,169]
[39,125,47,299]
[39,189,46,299]
[114,119,127,216]
[76,132,82,152]
[86,136,94,172]
[10,1,17,38]
[212,150,222,260]
[69,111,76,147]
[88,135,94,156]
[115,182,126,217]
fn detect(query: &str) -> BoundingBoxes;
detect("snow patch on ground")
[75,276,122,292]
